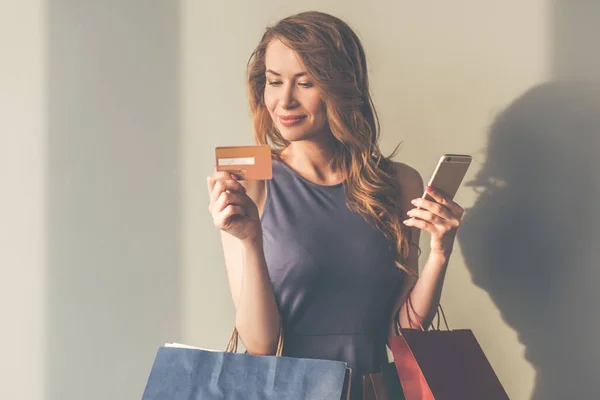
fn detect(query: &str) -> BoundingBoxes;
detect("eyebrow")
[265,69,307,78]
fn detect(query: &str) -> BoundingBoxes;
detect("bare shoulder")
[391,161,424,204]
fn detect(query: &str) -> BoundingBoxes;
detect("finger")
[207,171,230,191]
[424,186,464,216]
[406,208,445,224]
[409,205,459,232]
[402,217,436,234]
[207,172,245,193]
[209,178,247,205]
[215,205,246,229]
[213,191,249,214]
[410,198,453,221]
[223,204,245,218]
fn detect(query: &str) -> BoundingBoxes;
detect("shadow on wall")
[458,81,600,399]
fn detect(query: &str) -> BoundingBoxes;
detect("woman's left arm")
[389,163,464,331]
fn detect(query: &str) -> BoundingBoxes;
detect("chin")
[277,126,315,142]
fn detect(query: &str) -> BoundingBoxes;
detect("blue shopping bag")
[141,345,350,400]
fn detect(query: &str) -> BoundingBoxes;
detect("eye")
[298,82,313,88]
[267,81,282,86]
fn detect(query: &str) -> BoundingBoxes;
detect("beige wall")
[1,2,47,399]
[182,2,551,399]
[44,2,182,400]
[2,1,182,400]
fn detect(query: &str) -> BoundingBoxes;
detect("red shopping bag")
[388,296,510,400]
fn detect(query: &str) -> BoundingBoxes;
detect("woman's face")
[263,39,329,142]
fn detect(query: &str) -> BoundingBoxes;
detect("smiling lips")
[278,114,306,126]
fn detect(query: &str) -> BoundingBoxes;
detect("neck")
[280,135,344,185]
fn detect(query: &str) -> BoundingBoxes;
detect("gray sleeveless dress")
[261,159,405,399]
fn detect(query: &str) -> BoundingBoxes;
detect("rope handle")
[395,291,450,334]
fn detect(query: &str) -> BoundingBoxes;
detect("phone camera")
[446,157,452,162]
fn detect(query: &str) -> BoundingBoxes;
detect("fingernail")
[230,174,238,181]
[411,199,417,205]
[426,185,434,192]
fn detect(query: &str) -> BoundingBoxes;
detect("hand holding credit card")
[215,145,273,180]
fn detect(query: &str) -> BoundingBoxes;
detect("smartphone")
[423,154,472,201]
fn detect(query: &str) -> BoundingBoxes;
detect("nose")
[278,83,298,109]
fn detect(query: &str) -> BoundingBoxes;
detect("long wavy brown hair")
[247,11,413,272]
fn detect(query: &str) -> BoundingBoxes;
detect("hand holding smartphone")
[423,154,472,202]
[405,154,471,252]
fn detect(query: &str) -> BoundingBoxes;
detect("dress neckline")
[275,159,345,189]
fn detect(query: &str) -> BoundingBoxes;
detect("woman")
[207,11,463,399]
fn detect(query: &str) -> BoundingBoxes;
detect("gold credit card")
[215,145,272,180]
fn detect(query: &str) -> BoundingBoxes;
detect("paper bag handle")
[225,322,284,356]
[394,291,450,336]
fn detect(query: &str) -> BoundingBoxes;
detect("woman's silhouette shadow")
[459,81,600,399]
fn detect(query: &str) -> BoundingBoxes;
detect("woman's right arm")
[207,172,281,355]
